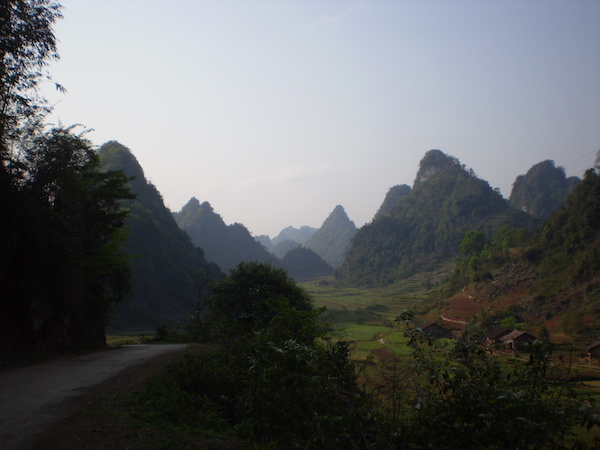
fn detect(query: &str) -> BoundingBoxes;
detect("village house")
[419,322,451,339]
[499,330,536,351]
[587,342,600,362]
[485,327,511,345]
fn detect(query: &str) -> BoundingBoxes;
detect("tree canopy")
[0,2,136,352]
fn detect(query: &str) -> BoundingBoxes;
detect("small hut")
[485,327,511,345]
[587,342,600,362]
[499,330,536,351]
[419,322,451,339]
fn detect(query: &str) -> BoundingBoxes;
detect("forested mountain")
[173,197,275,272]
[509,159,580,219]
[375,184,412,219]
[305,205,357,269]
[337,150,537,287]
[271,225,317,246]
[98,143,222,329]
[279,247,334,280]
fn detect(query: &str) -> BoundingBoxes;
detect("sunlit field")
[300,273,438,361]
[105,331,154,346]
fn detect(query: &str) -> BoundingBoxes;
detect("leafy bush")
[388,312,599,449]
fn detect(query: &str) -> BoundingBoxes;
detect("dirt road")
[0,344,188,449]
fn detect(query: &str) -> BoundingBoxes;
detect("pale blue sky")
[44,0,600,237]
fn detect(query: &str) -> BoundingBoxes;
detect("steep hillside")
[509,160,580,219]
[305,205,357,269]
[173,198,275,272]
[337,150,536,287]
[98,142,222,329]
[438,168,600,344]
[375,184,412,219]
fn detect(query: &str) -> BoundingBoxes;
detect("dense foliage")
[444,168,600,340]
[509,159,580,219]
[374,183,412,219]
[1,128,133,352]
[337,150,536,287]
[0,1,136,352]
[444,226,530,295]
[139,267,598,447]
[381,314,599,449]
[527,168,600,291]
[173,197,274,272]
[98,142,222,329]
[0,0,62,161]
[153,262,375,447]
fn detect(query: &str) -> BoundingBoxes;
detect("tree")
[0,127,134,352]
[204,261,321,344]
[159,261,373,447]
[0,0,63,171]
[459,230,486,257]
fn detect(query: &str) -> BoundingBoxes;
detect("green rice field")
[300,274,437,361]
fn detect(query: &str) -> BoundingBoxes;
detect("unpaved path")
[0,344,188,450]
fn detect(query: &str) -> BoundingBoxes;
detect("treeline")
[0,2,133,352]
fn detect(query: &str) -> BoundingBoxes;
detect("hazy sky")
[43,0,600,237]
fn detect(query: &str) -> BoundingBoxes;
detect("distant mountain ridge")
[173,198,275,272]
[271,225,317,246]
[305,205,357,269]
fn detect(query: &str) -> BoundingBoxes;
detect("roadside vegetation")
[111,262,599,449]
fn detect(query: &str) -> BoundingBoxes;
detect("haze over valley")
[2,2,600,447]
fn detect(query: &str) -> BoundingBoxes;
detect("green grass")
[106,330,154,346]
[300,273,439,361]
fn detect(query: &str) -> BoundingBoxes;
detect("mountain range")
[97,143,591,333]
